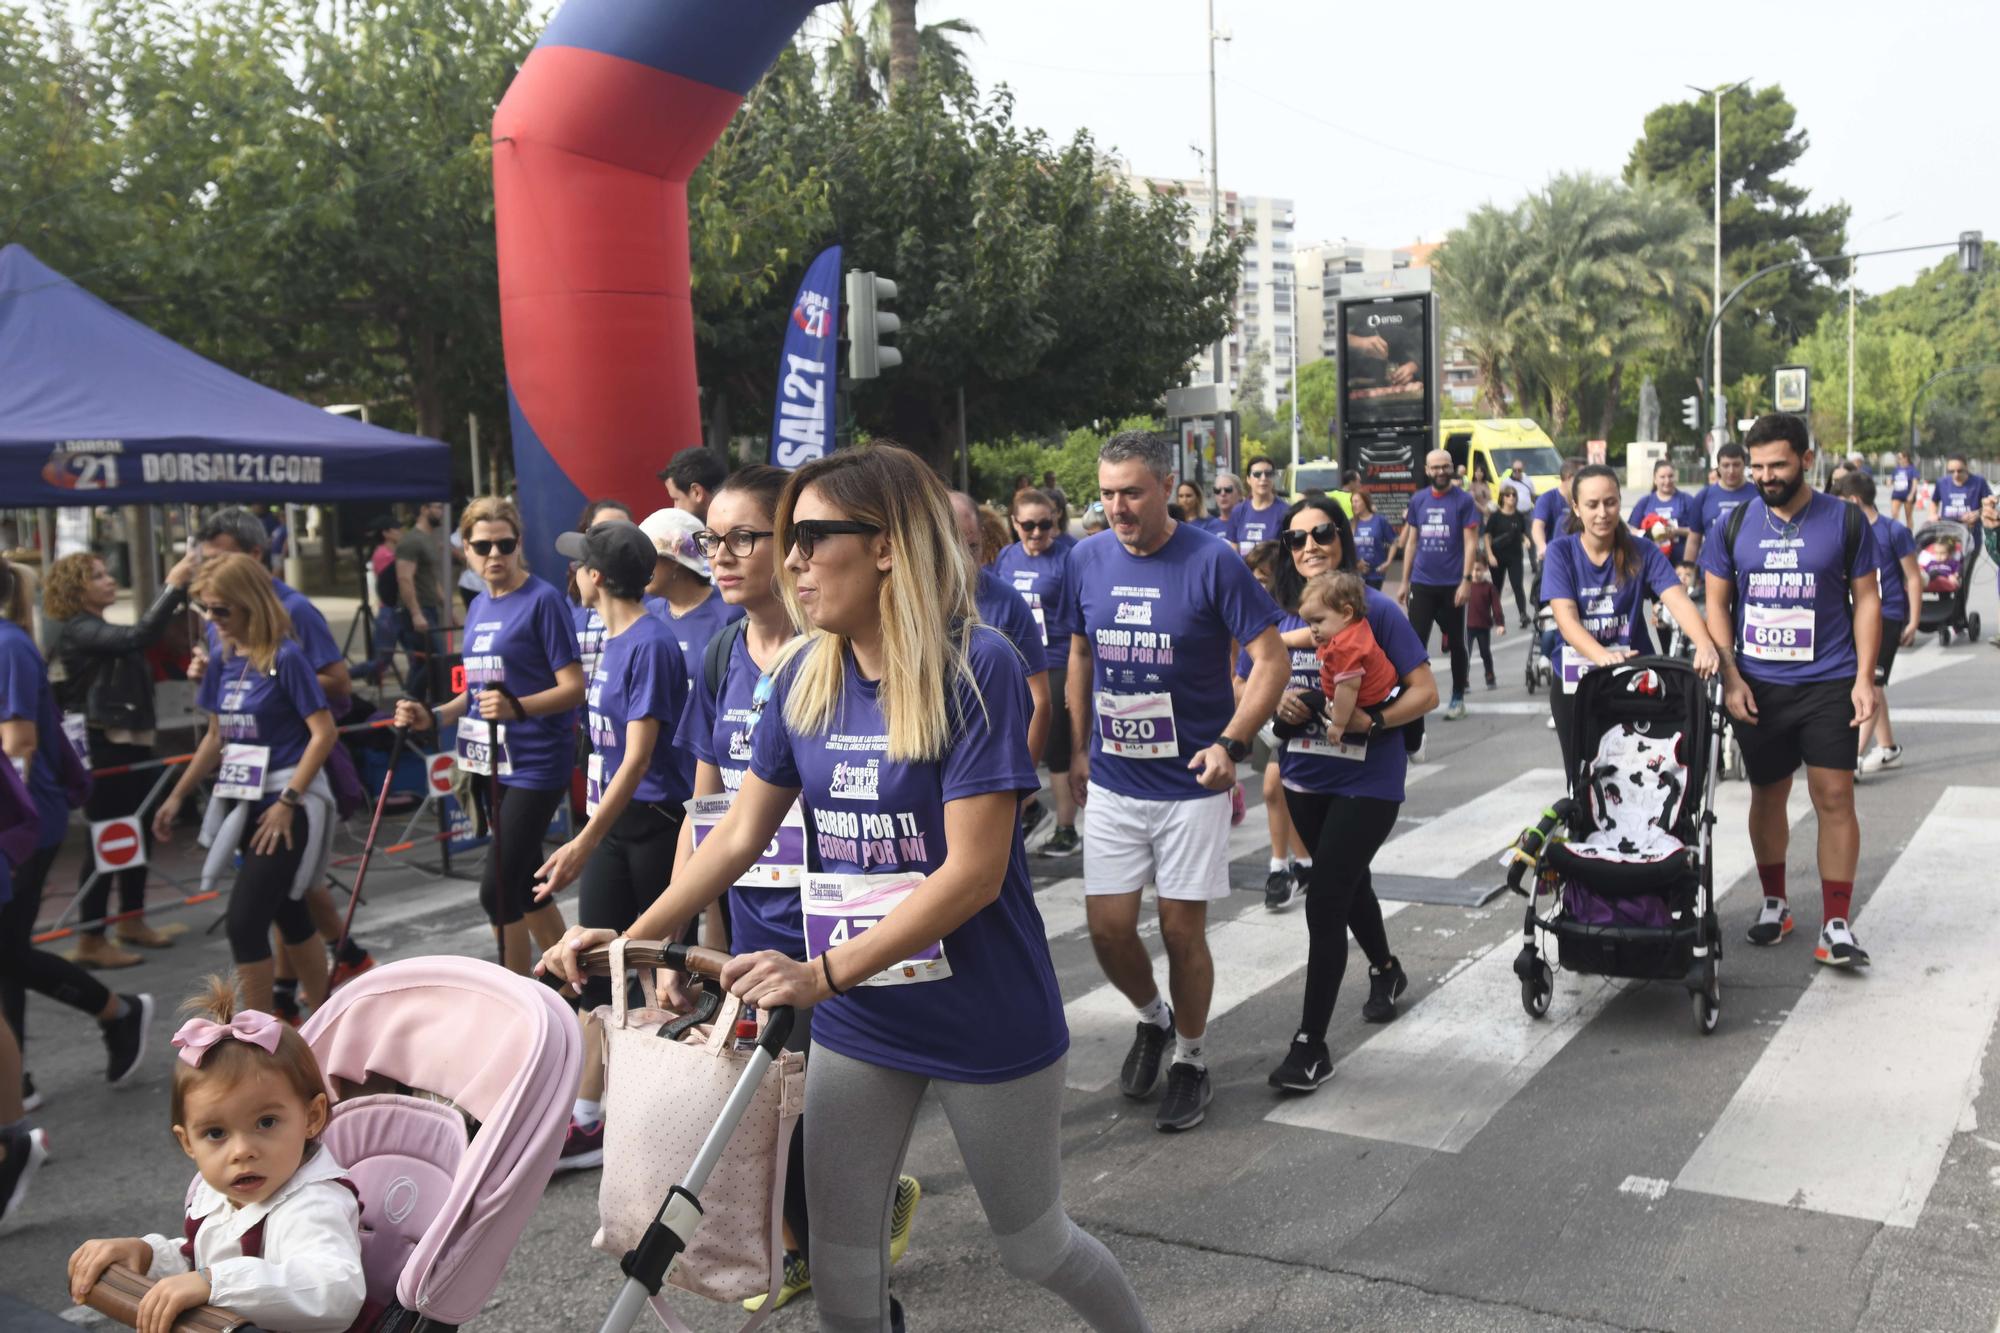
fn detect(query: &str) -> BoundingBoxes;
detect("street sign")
[427,752,455,797]
[91,816,147,870]
[1774,365,1810,415]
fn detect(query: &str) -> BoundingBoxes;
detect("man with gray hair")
[1066,431,1288,1131]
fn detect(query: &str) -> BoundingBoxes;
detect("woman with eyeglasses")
[1242,499,1438,1094]
[1348,490,1398,591]
[544,446,1150,1333]
[394,497,583,974]
[152,555,336,1011]
[994,488,1082,857]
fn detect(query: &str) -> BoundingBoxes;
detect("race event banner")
[769,243,841,470]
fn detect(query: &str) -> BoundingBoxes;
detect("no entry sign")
[428,752,455,796]
[91,816,147,870]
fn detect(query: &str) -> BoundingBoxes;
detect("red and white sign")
[428,753,455,797]
[91,816,147,870]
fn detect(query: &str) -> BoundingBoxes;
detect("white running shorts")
[1082,783,1233,901]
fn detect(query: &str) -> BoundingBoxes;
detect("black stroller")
[1506,657,1726,1034]
[1914,519,1983,645]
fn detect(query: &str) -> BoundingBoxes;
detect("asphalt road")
[5,580,1999,1333]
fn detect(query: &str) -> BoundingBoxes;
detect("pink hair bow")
[172,1011,285,1068]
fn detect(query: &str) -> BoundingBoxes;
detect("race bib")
[1891,474,1911,498]
[800,872,949,986]
[1095,691,1178,759]
[1560,653,1594,694]
[214,743,271,802]
[1742,604,1815,663]
[585,753,603,817]
[61,711,90,764]
[687,794,808,889]
[1030,604,1048,646]
[454,717,513,777]
[1289,731,1367,762]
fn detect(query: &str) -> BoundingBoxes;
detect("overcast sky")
[885,0,1998,293]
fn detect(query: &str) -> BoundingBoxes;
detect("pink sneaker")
[554,1117,604,1172]
[1229,784,1247,827]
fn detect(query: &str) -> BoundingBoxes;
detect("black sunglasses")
[1213,484,1237,495]
[468,537,518,557]
[1249,469,1274,479]
[1016,518,1055,534]
[195,601,233,620]
[786,519,881,559]
[694,528,774,558]
[1281,522,1340,551]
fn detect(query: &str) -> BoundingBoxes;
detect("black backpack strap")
[1722,496,1751,565]
[1839,497,1867,586]
[703,616,747,706]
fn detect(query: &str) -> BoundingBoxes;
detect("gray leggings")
[805,1044,1150,1333]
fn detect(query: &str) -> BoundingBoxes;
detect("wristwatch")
[1220,735,1252,764]
[279,789,303,809]
[1364,704,1387,737]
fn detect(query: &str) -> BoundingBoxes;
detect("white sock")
[1173,1032,1206,1069]
[1293,856,1312,872]
[573,1097,603,1127]
[1268,856,1288,874]
[1134,995,1171,1029]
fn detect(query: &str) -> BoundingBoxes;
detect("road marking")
[1675,786,2000,1227]
[1882,644,1971,689]
[1371,769,1563,880]
[1885,708,2000,725]
[1618,1175,1671,1201]
[1269,781,1809,1150]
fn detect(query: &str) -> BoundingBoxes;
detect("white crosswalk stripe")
[1370,770,1562,880]
[1675,785,2000,1226]
[1267,780,1811,1150]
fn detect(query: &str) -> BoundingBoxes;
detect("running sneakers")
[0,1123,48,1225]
[330,949,377,990]
[1746,897,1793,946]
[1155,1062,1212,1132]
[20,1076,39,1114]
[1485,671,1498,690]
[102,993,153,1084]
[1444,695,1468,721]
[1816,918,1871,967]
[1119,1012,1173,1099]
[553,1117,604,1172]
[1020,799,1048,845]
[1361,957,1409,1023]
[1264,867,1301,912]
[742,1249,811,1312]
[889,1175,921,1266]
[271,991,304,1028]
[1039,825,1080,857]
[1267,1035,1333,1092]
[1860,744,1902,775]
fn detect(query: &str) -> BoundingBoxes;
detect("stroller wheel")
[1691,960,1720,1035]
[1970,612,1983,641]
[1521,959,1554,1019]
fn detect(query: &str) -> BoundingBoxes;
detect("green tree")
[1626,84,1849,422]
[1791,312,1937,457]
[1432,203,1528,417]
[1292,358,1340,460]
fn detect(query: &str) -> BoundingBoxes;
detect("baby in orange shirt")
[1302,571,1400,738]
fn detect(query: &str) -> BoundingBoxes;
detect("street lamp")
[1686,79,1748,413]
[1205,1,1231,388]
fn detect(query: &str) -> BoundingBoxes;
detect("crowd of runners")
[2,418,1990,1332]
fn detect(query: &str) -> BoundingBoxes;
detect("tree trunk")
[885,0,920,100]
[1598,362,1624,443]
[706,384,733,460]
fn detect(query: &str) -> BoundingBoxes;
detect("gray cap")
[555,521,656,599]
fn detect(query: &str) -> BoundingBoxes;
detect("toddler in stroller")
[73,958,580,1333]
[1914,520,1983,644]
[1507,658,1726,1034]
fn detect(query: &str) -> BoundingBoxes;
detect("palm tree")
[1433,203,1528,417]
[817,1,980,105]
[819,2,875,105]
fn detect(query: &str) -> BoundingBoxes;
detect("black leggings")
[1281,789,1400,1041]
[479,780,567,927]
[577,801,684,1010]
[1407,582,1470,698]
[224,811,315,964]
[2,844,113,1043]
[1469,627,1494,677]
[1550,681,1580,777]
[78,734,154,936]
[1491,547,1529,620]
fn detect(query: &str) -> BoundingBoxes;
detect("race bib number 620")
[1095,691,1178,759]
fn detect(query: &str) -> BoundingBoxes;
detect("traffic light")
[845,270,901,379]
[1681,395,1701,431]
[1960,230,1985,275]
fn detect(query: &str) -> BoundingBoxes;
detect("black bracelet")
[821,952,846,997]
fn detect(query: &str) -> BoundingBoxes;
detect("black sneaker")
[1267,1035,1333,1092]
[1361,957,1409,1023]
[1020,799,1048,844]
[1154,1061,1212,1132]
[102,993,154,1084]
[21,1075,40,1114]
[1815,918,1871,968]
[1745,897,1793,947]
[1263,867,1300,912]
[1118,1013,1172,1099]
[0,1123,48,1225]
[1038,825,1080,857]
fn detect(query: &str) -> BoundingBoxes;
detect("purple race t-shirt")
[1227,498,1289,553]
[749,627,1065,1083]
[1540,534,1679,677]
[974,565,1047,678]
[1627,490,1700,564]
[991,542,1076,674]
[1697,482,1757,538]
[1402,486,1481,586]
[198,638,330,777]
[1070,524,1283,802]
[460,574,581,791]
[573,602,608,684]
[674,628,803,959]
[1869,513,1917,623]
[1531,487,1572,539]
[1351,514,1397,583]
[0,621,69,845]
[1932,473,1993,524]
[1700,490,1877,686]
[587,613,691,808]
[1890,465,1920,501]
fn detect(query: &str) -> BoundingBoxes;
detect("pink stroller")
[83,957,581,1333]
